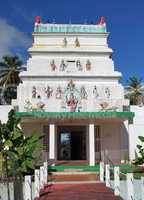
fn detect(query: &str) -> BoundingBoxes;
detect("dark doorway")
[57,126,86,160]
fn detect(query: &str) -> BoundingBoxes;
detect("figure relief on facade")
[45,86,53,99]
[24,98,45,112]
[62,37,68,47]
[67,80,75,91]
[50,59,57,71]
[66,93,78,112]
[75,37,80,47]
[80,86,88,100]
[63,80,81,112]
[93,86,99,99]
[105,87,111,99]
[56,86,63,99]
[76,60,83,71]
[60,59,67,71]
[32,86,37,98]
[86,60,91,71]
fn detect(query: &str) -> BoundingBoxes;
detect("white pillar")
[105,164,110,187]
[100,162,104,182]
[127,173,134,200]
[34,169,40,198]
[141,177,144,200]
[114,166,120,196]
[24,176,32,200]
[43,161,48,185]
[40,166,44,189]
[89,124,95,166]
[49,124,55,159]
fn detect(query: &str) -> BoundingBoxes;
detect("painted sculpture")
[75,37,80,47]
[66,93,78,112]
[45,86,53,99]
[67,80,75,91]
[76,60,83,71]
[80,86,88,99]
[86,60,91,71]
[64,80,81,112]
[24,99,45,112]
[50,59,57,71]
[62,37,68,47]
[60,60,67,71]
[32,86,37,98]
[56,86,63,99]
[105,87,110,99]
[93,86,99,99]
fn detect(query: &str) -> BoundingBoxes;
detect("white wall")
[129,106,144,160]
[0,105,13,123]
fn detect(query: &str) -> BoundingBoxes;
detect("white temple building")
[1,17,144,166]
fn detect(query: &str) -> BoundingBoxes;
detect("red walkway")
[38,183,123,200]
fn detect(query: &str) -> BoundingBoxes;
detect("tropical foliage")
[135,136,144,165]
[0,109,43,200]
[125,76,143,105]
[0,56,25,104]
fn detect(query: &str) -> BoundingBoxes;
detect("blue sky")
[0,0,144,84]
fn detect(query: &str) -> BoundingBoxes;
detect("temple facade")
[15,17,134,166]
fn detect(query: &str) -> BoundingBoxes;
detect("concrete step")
[49,172,99,182]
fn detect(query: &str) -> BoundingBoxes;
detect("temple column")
[89,124,95,166]
[49,124,55,160]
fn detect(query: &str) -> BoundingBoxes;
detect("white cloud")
[0,19,31,60]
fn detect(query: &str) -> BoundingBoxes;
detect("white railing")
[24,161,48,200]
[100,161,144,200]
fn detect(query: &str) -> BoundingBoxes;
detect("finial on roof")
[35,16,41,24]
[99,16,106,27]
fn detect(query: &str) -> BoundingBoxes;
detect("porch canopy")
[16,111,134,122]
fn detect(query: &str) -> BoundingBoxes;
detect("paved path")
[38,183,123,200]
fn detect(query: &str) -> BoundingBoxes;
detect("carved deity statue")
[81,86,88,99]
[75,37,80,47]
[62,37,68,47]
[50,59,57,71]
[66,93,78,112]
[60,60,67,71]
[67,80,75,91]
[105,87,110,99]
[45,86,53,99]
[56,86,63,99]
[86,60,91,71]
[93,86,99,99]
[76,60,83,71]
[32,86,37,98]
[24,100,32,111]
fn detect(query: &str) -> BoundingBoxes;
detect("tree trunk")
[14,175,24,200]
[5,156,10,200]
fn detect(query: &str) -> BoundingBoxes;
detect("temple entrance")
[57,126,86,160]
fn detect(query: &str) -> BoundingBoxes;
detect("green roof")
[16,111,134,119]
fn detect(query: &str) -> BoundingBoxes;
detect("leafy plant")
[0,109,43,200]
[135,136,144,165]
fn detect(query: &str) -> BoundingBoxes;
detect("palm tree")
[125,76,143,105]
[0,56,24,104]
